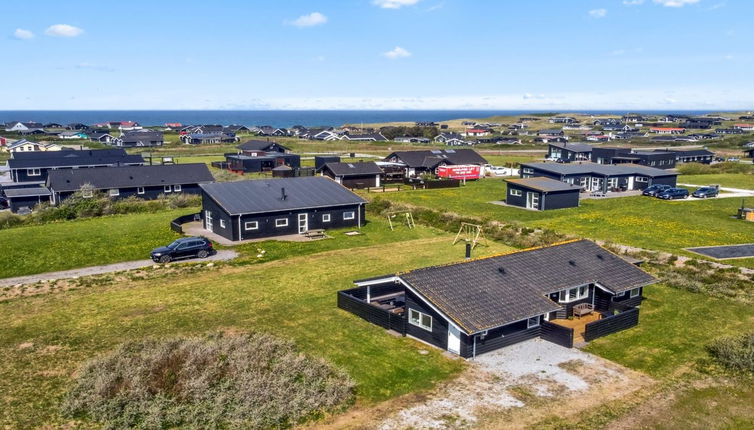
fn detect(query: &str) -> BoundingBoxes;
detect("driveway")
[677,183,754,200]
[377,339,651,430]
[0,250,238,287]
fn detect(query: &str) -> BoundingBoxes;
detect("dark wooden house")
[226,153,301,173]
[314,156,341,171]
[6,149,145,183]
[546,142,593,162]
[339,240,655,358]
[199,177,366,241]
[665,149,714,164]
[320,162,382,189]
[236,139,290,155]
[46,163,214,204]
[3,186,52,213]
[592,147,676,169]
[383,149,488,178]
[115,131,164,147]
[519,162,677,193]
[505,177,580,210]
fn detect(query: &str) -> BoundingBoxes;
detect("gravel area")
[0,250,238,287]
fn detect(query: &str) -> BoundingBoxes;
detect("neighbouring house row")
[546,142,715,168]
[339,239,655,358]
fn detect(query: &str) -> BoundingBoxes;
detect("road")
[0,250,238,287]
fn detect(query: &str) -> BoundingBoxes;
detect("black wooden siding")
[404,289,450,351]
[8,195,50,212]
[506,183,581,211]
[460,322,542,358]
[584,307,640,341]
[540,320,574,348]
[201,192,236,240]
[54,183,203,204]
[237,204,363,240]
[337,290,406,334]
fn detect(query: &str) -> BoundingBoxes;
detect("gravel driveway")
[0,250,238,287]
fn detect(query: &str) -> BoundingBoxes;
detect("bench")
[572,303,594,318]
[304,229,326,239]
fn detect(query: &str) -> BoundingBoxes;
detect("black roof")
[7,149,145,169]
[666,149,714,157]
[120,131,163,143]
[549,142,593,152]
[505,177,581,193]
[46,163,214,192]
[385,149,488,168]
[398,240,657,334]
[4,187,51,198]
[322,161,383,176]
[521,162,676,178]
[200,177,366,216]
[237,139,290,152]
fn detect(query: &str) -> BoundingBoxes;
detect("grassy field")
[679,173,754,190]
[370,178,754,267]
[0,230,515,428]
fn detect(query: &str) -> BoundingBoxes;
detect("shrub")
[0,211,24,229]
[61,332,355,429]
[707,331,754,374]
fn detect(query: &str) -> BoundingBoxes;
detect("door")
[447,325,461,355]
[298,213,308,234]
[526,192,540,210]
[205,210,213,232]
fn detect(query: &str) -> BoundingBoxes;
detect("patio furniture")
[304,229,326,239]
[572,303,594,319]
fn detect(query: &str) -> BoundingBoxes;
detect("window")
[522,168,533,174]
[527,316,540,328]
[343,211,355,220]
[137,187,145,195]
[629,287,641,298]
[275,218,288,227]
[322,214,331,222]
[163,185,172,193]
[244,221,258,230]
[409,309,432,331]
[82,189,93,198]
[108,188,119,197]
[173,184,182,192]
[219,219,226,228]
[558,285,589,303]
[510,189,522,197]
[27,168,41,176]
[635,176,648,183]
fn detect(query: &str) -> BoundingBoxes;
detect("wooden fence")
[337,290,406,334]
[170,213,201,234]
[584,307,640,342]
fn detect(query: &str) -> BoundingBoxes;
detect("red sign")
[436,165,482,180]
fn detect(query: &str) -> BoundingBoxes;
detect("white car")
[487,166,518,177]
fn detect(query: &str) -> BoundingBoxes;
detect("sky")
[1,0,752,110]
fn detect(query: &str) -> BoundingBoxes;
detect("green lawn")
[372,178,754,267]
[679,173,754,190]
[0,232,514,428]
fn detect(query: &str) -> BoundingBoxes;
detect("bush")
[61,332,355,429]
[707,331,754,374]
[677,161,753,175]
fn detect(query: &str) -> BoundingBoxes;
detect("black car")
[151,237,214,263]
[642,184,671,197]
[691,186,719,198]
[657,187,689,200]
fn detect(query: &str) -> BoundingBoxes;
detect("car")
[727,157,740,162]
[150,237,214,263]
[0,196,7,210]
[657,187,689,200]
[692,186,719,198]
[642,184,671,197]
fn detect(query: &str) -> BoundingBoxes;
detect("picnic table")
[303,229,326,239]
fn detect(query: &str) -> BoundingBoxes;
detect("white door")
[447,325,461,354]
[205,210,213,232]
[298,213,308,234]
[526,192,539,210]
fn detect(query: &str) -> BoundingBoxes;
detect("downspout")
[358,203,362,229]
[472,334,477,360]
[237,215,242,241]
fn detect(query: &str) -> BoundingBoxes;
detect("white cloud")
[75,62,115,72]
[523,93,547,100]
[13,28,34,39]
[588,8,608,18]
[652,0,699,7]
[373,0,421,9]
[383,46,411,59]
[623,0,645,4]
[44,24,84,37]
[287,12,328,27]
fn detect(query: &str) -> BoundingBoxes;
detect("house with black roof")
[591,147,676,169]
[226,152,301,173]
[180,132,238,144]
[88,131,115,144]
[236,139,290,155]
[114,131,164,147]
[661,149,714,164]
[520,162,677,193]
[546,142,593,162]
[46,163,214,204]
[384,149,488,177]
[320,161,383,189]
[339,240,656,357]
[199,177,366,241]
[6,149,145,182]
[3,187,52,213]
[505,177,581,210]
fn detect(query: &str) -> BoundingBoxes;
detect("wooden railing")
[584,307,639,342]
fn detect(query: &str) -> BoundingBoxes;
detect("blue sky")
[1,0,752,110]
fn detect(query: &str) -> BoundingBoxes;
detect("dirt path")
[0,250,238,287]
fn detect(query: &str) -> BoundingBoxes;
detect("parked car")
[642,184,671,197]
[150,237,214,263]
[0,196,7,210]
[727,157,740,162]
[657,188,689,200]
[692,186,719,198]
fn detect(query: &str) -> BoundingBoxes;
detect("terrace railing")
[584,307,639,342]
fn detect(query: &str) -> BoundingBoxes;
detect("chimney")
[281,187,287,200]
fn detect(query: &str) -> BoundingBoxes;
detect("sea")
[0,110,718,129]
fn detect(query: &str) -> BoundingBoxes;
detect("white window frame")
[275,218,288,227]
[343,211,355,220]
[27,168,41,176]
[522,168,533,174]
[510,189,522,197]
[82,189,93,198]
[219,219,226,228]
[108,188,119,197]
[408,308,432,332]
[635,176,648,183]
[629,287,641,298]
[163,185,172,193]
[558,285,589,303]
[527,316,540,329]
[137,187,145,195]
[173,184,182,192]
[322,213,331,222]
[244,221,259,230]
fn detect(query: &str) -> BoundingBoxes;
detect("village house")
[383,149,488,178]
[114,131,164,147]
[546,142,593,162]
[6,148,144,182]
[320,161,382,189]
[505,177,581,210]
[519,162,678,193]
[592,147,676,169]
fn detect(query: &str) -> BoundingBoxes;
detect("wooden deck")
[550,312,602,342]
